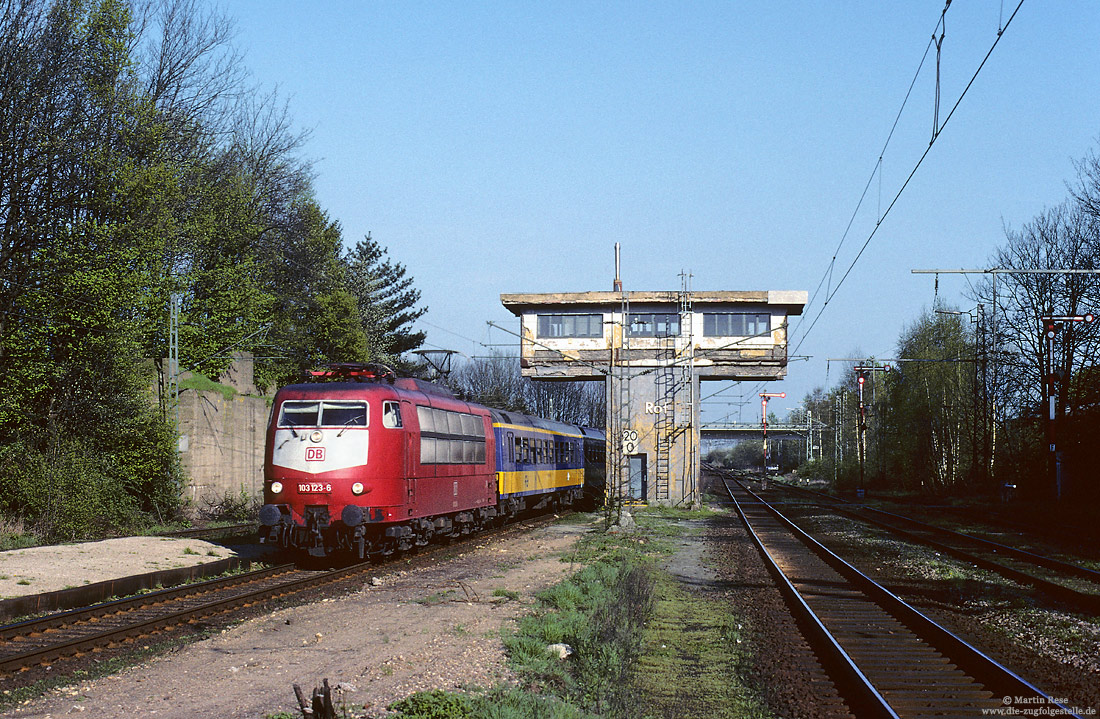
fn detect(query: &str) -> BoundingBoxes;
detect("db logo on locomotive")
[305,446,326,462]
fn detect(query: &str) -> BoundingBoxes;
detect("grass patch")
[0,531,39,552]
[635,572,771,718]
[416,589,456,605]
[179,372,237,402]
[389,687,591,719]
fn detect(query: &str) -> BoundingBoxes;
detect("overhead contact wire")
[791,0,1026,358]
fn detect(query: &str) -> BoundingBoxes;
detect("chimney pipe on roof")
[613,243,622,293]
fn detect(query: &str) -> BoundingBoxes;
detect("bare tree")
[132,0,246,136]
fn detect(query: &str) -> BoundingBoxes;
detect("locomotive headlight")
[310,430,324,443]
[270,481,283,494]
[351,482,365,495]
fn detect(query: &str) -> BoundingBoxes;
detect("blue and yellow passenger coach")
[489,408,602,514]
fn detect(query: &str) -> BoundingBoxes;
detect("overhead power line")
[789,0,1027,359]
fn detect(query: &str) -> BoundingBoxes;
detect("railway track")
[0,563,337,678]
[720,475,1081,718]
[768,479,1100,613]
[0,516,554,682]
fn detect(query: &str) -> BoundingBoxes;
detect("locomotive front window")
[277,400,368,428]
[278,401,320,426]
[321,401,368,428]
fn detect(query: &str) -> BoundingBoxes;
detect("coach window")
[508,433,515,463]
[382,401,402,428]
[521,438,530,463]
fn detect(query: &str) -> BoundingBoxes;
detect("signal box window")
[537,314,603,338]
[702,313,770,337]
[628,313,680,337]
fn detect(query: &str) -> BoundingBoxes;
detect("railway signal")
[852,365,890,498]
[759,392,785,476]
[1039,313,1094,499]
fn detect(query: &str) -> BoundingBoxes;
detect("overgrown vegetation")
[0,0,426,541]
[197,487,259,523]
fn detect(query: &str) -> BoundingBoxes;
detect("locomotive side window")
[421,437,437,463]
[447,412,464,435]
[278,401,320,427]
[461,414,480,437]
[321,401,367,428]
[416,406,434,432]
[419,408,489,465]
[382,401,403,428]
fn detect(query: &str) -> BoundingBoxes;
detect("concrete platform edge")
[0,556,247,622]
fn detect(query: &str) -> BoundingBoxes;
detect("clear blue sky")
[232,1,1099,423]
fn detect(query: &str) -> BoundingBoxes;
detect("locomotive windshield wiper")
[336,416,363,437]
[277,426,301,449]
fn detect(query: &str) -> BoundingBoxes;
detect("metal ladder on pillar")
[613,294,633,507]
[654,325,675,502]
[677,274,695,504]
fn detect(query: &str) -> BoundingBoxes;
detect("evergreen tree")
[344,234,427,365]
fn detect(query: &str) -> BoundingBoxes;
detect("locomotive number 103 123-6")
[298,482,332,494]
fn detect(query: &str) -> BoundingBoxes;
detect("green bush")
[389,690,473,719]
[199,486,259,522]
[0,438,143,542]
[795,458,828,482]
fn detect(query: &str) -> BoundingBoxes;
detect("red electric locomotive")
[258,363,603,559]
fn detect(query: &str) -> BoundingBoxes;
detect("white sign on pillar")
[621,428,639,454]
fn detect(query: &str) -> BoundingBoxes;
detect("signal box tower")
[500,278,805,507]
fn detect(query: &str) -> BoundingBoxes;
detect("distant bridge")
[700,422,810,441]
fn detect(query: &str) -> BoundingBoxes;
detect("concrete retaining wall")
[178,389,269,508]
[175,354,271,510]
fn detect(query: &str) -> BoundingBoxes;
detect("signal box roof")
[501,290,806,315]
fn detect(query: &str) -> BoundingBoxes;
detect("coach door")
[403,400,416,506]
